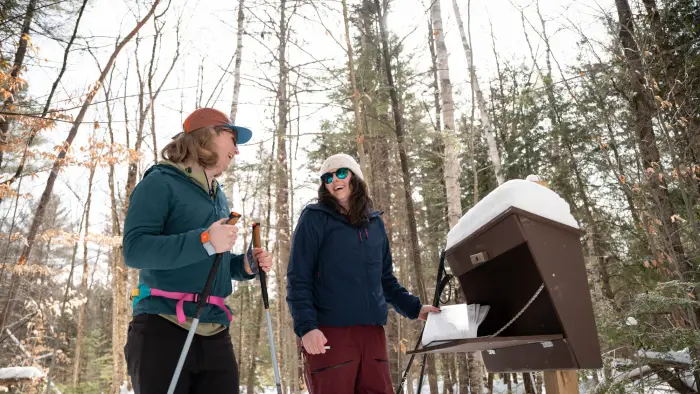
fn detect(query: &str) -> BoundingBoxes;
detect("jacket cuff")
[296,321,318,338]
[231,254,256,281]
[408,298,422,320]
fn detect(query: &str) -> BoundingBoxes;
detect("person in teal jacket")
[122,107,272,394]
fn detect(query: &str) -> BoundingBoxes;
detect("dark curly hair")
[318,171,374,226]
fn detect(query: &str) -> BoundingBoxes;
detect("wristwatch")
[201,230,216,256]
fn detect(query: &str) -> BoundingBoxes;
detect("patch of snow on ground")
[0,366,45,380]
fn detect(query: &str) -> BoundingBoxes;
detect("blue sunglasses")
[321,168,349,184]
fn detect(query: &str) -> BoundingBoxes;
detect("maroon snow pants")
[301,325,393,394]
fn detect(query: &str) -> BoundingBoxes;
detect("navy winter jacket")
[286,203,422,338]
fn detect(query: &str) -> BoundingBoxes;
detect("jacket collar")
[305,202,382,224]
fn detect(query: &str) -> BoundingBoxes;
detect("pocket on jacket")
[312,360,353,374]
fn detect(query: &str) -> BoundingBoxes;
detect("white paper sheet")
[421,303,490,346]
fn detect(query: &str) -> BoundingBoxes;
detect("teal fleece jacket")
[122,164,255,326]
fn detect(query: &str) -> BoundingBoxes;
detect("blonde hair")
[161,126,234,168]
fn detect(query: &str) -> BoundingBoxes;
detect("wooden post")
[543,371,579,394]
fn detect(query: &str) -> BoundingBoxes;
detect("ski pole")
[396,250,451,394]
[253,222,283,394]
[167,211,241,394]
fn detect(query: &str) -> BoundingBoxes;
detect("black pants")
[125,314,239,394]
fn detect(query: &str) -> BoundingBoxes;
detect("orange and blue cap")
[179,107,252,144]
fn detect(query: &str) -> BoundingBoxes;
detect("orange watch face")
[201,231,210,243]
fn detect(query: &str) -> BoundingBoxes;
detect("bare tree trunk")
[229,0,245,122]
[342,0,371,189]
[459,354,469,393]
[274,1,294,392]
[431,0,462,228]
[468,352,484,394]
[444,354,455,394]
[44,217,85,393]
[373,0,426,304]
[0,0,35,170]
[523,373,535,394]
[72,161,96,389]
[452,0,503,185]
[374,4,435,391]
[107,66,129,394]
[246,294,264,394]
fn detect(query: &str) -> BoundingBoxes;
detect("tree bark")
[373,0,426,304]
[72,161,96,389]
[431,0,462,229]
[274,1,295,391]
[342,0,371,189]
[524,372,535,394]
[246,293,264,394]
[230,0,245,123]
[468,352,484,394]
[106,65,129,394]
[615,0,693,290]
[0,0,35,170]
[452,0,503,185]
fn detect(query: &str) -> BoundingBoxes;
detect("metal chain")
[489,283,545,338]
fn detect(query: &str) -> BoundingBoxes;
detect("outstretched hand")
[418,305,441,321]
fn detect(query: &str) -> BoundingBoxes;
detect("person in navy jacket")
[286,153,440,393]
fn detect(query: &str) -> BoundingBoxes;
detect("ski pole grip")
[253,222,262,248]
[227,211,242,225]
[196,212,242,317]
[253,223,270,310]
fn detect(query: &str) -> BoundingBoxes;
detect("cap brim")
[223,125,252,144]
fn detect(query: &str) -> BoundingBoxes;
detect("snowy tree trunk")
[431,0,462,228]
[452,0,504,185]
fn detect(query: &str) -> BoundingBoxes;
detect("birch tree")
[452,0,504,185]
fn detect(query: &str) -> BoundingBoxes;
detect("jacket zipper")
[363,228,369,322]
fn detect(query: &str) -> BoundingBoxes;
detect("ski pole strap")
[130,284,232,324]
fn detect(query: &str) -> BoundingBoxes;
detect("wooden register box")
[408,207,603,373]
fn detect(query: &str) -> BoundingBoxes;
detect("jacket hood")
[143,163,190,181]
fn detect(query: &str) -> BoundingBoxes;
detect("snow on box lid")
[446,178,579,250]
